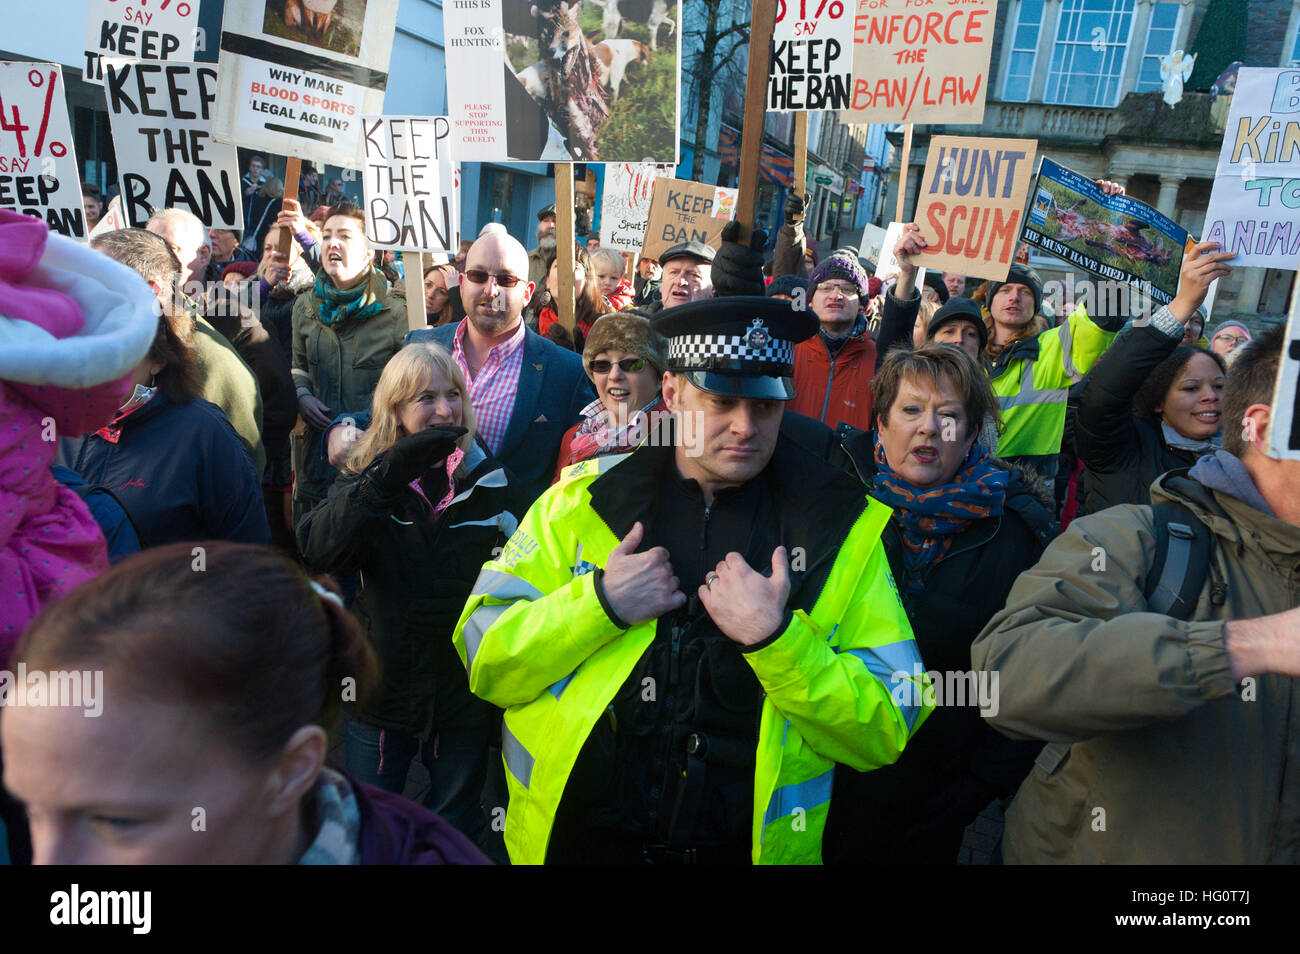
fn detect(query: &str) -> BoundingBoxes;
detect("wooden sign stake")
[277,156,301,260]
[556,164,576,334]
[404,254,427,331]
[895,123,913,224]
[794,112,809,200]
[735,0,778,241]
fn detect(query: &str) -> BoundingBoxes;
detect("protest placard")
[912,135,1036,283]
[0,63,86,239]
[843,0,996,125]
[640,177,737,262]
[360,115,457,255]
[445,0,681,163]
[212,0,400,169]
[1271,278,1300,460]
[103,60,243,230]
[1023,158,1188,306]
[768,0,854,112]
[859,222,888,265]
[600,163,673,252]
[1203,67,1300,269]
[871,220,925,290]
[83,0,199,86]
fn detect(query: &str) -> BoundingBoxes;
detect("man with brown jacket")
[973,323,1300,863]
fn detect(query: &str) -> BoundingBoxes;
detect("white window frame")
[1043,0,1137,108]
[1000,0,1046,103]
[1134,2,1186,93]
[1284,3,1300,66]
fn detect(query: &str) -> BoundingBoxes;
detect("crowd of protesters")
[0,160,1296,867]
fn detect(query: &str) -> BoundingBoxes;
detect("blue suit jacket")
[405,321,594,503]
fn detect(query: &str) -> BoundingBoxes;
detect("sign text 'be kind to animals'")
[360,116,458,255]
[843,0,996,125]
[103,60,243,230]
[912,135,1037,282]
[768,0,855,111]
[83,0,200,86]
[1203,67,1300,268]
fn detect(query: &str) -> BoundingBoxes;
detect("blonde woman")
[297,342,526,842]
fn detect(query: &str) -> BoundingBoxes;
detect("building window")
[1135,3,1183,92]
[1003,0,1045,102]
[1044,0,1135,107]
[1288,16,1300,65]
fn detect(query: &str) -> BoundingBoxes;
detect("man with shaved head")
[330,231,593,503]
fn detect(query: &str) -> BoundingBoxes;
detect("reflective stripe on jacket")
[990,303,1117,460]
[453,450,931,864]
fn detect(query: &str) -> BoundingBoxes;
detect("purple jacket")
[353,778,493,865]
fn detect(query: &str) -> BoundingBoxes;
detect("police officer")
[454,296,930,865]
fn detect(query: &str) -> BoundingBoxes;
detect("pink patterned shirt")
[451,319,526,457]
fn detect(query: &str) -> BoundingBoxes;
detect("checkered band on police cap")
[667,319,795,373]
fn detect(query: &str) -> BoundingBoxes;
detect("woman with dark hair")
[1074,241,1232,513]
[829,343,1051,864]
[57,309,271,547]
[537,246,612,347]
[1,541,490,864]
[297,342,526,841]
[422,263,463,326]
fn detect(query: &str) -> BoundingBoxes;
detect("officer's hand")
[699,547,791,646]
[601,521,686,625]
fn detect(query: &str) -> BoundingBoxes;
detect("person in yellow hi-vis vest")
[453,296,932,865]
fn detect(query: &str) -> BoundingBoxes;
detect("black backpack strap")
[1144,499,1212,620]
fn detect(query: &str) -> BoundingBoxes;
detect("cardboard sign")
[640,177,737,262]
[212,0,400,169]
[446,0,681,163]
[103,60,243,230]
[600,163,673,252]
[1203,68,1300,268]
[83,0,199,86]
[1023,158,1188,306]
[360,115,458,255]
[0,63,86,239]
[1271,283,1300,460]
[843,0,996,125]
[912,135,1037,282]
[768,0,855,111]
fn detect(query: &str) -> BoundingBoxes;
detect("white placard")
[0,63,86,239]
[104,59,243,229]
[360,115,458,255]
[600,163,673,252]
[83,0,199,86]
[768,0,855,111]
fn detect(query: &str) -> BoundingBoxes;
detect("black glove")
[711,221,769,297]
[784,192,805,224]
[362,425,468,501]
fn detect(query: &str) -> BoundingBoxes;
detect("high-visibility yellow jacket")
[989,303,1119,468]
[453,440,932,865]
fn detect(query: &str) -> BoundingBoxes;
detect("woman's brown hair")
[872,342,1002,442]
[15,542,377,763]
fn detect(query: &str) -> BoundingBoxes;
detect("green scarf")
[315,267,386,327]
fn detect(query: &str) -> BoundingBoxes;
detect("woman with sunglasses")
[554,313,670,482]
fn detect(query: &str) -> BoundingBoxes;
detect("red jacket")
[788,330,877,432]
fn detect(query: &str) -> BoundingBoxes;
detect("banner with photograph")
[1271,284,1300,460]
[83,0,198,85]
[212,0,400,169]
[600,163,673,252]
[104,60,243,229]
[360,115,458,255]
[913,135,1037,283]
[767,0,854,112]
[843,0,996,125]
[640,177,737,262]
[1023,158,1188,305]
[0,63,86,239]
[445,0,680,163]
[1203,67,1300,269]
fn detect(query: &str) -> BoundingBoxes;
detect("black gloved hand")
[363,425,468,501]
[711,221,769,298]
[784,192,805,223]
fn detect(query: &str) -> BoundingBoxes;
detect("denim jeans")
[343,713,492,842]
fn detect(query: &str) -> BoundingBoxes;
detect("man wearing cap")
[528,204,558,287]
[891,207,1127,481]
[639,240,715,312]
[454,296,930,865]
[787,251,879,433]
